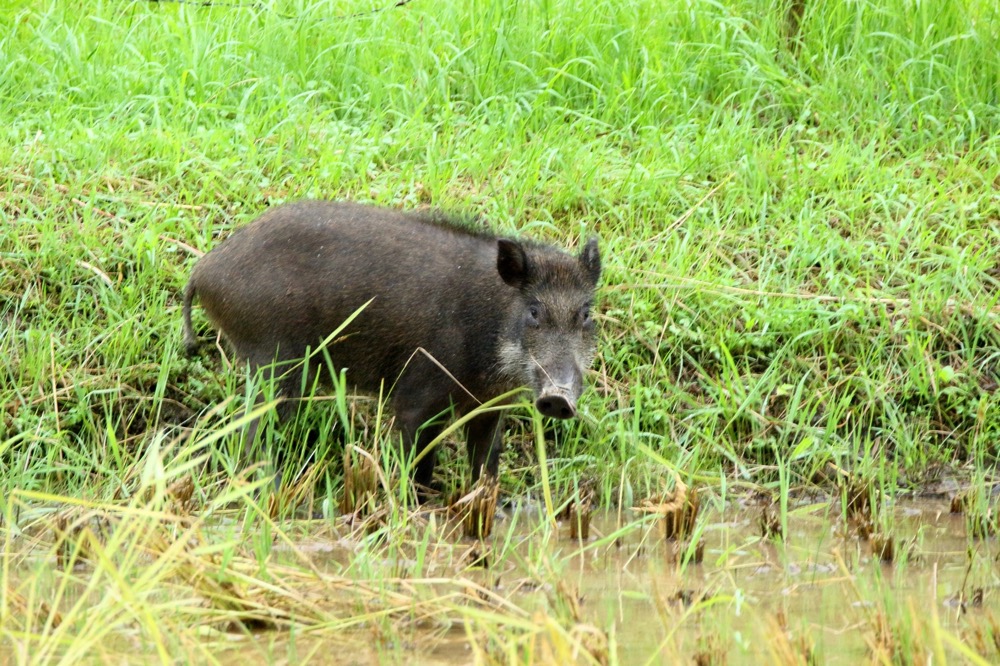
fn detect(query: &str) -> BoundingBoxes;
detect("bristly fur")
[407,207,493,238]
[406,207,578,255]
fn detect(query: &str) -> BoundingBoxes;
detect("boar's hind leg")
[466,412,505,483]
[240,349,306,452]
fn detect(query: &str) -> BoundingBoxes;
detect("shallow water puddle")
[257,497,1000,663]
[543,498,994,663]
[346,497,994,664]
[253,498,1000,663]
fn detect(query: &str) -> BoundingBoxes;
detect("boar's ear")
[578,237,601,286]
[497,239,531,288]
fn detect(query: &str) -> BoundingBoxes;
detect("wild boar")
[182,201,600,493]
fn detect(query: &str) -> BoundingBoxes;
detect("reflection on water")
[541,498,994,664]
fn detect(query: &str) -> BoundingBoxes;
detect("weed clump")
[635,475,700,541]
[341,444,379,516]
[561,479,596,541]
[871,532,895,563]
[457,476,500,539]
[758,499,783,540]
[951,487,997,538]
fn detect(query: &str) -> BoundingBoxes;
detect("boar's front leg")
[466,411,505,483]
[396,405,445,498]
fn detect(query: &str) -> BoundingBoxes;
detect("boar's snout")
[535,392,577,419]
[532,360,584,419]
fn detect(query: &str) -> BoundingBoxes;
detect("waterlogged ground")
[5,444,990,666]
[569,498,990,664]
[5,491,998,664]
[255,496,995,664]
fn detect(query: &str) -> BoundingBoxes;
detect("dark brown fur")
[183,201,600,492]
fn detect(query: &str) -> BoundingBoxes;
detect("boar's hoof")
[536,394,576,419]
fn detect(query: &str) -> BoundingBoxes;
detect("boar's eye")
[580,305,594,328]
[527,303,541,325]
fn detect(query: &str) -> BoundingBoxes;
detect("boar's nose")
[536,393,577,419]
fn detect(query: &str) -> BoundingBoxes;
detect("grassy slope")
[3,0,1000,662]
[4,0,1000,496]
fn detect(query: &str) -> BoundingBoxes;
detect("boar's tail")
[181,282,199,356]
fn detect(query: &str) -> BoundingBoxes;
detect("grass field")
[3,0,1000,663]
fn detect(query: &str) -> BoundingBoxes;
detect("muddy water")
[509,498,997,664]
[286,497,998,663]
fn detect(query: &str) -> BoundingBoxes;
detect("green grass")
[3,0,1000,662]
